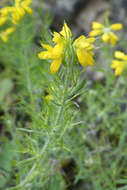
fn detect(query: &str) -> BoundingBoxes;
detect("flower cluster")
[111,51,127,76]
[10,0,33,25]
[0,27,16,42]
[38,22,95,74]
[0,0,32,42]
[89,22,123,45]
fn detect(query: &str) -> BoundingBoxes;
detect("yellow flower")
[52,22,72,45]
[11,0,32,24]
[38,22,95,73]
[0,27,15,42]
[0,16,8,26]
[111,51,127,75]
[20,0,33,14]
[0,7,12,16]
[38,22,70,74]
[89,21,123,45]
[74,35,95,67]
[110,24,123,30]
[60,22,72,39]
[0,7,13,26]
[38,42,64,74]
[92,22,104,30]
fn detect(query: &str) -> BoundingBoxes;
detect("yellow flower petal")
[41,43,53,51]
[74,35,94,50]
[60,22,72,39]
[111,60,123,68]
[0,7,12,16]
[110,32,118,46]
[21,0,32,6]
[38,51,52,60]
[50,59,62,74]
[52,44,63,59]
[12,11,21,24]
[1,27,15,42]
[85,51,94,66]
[111,60,125,76]
[115,51,125,59]
[38,45,53,59]
[15,0,21,6]
[76,48,94,67]
[5,27,15,35]
[85,37,95,44]
[17,7,25,17]
[114,51,127,61]
[74,35,90,49]
[24,6,33,14]
[110,23,123,30]
[0,16,8,26]
[115,67,123,76]
[38,43,63,60]
[1,34,8,42]
[52,32,62,44]
[102,33,109,43]
[89,30,102,37]
[92,21,103,30]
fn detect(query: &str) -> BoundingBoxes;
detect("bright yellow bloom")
[111,51,127,76]
[74,35,95,67]
[89,21,123,45]
[92,22,104,30]
[0,16,8,26]
[60,22,72,39]
[0,7,12,16]
[114,51,127,60]
[38,42,64,74]
[52,22,72,45]
[38,22,95,73]
[110,24,123,30]
[38,22,70,74]
[0,0,32,25]
[0,7,13,26]
[11,0,32,24]
[0,27,15,42]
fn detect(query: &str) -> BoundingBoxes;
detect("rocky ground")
[34,0,127,35]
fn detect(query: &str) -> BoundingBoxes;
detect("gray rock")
[41,0,89,32]
[76,0,109,33]
[111,0,127,24]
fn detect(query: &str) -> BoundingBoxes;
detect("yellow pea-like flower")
[89,21,123,45]
[0,16,8,26]
[50,58,62,74]
[0,7,12,16]
[111,51,127,76]
[110,32,118,46]
[38,42,64,74]
[60,22,72,39]
[92,22,103,30]
[1,27,15,42]
[10,0,33,24]
[89,30,102,37]
[114,51,127,61]
[102,33,109,43]
[74,35,95,67]
[110,23,123,30]
[111,60,125,76]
